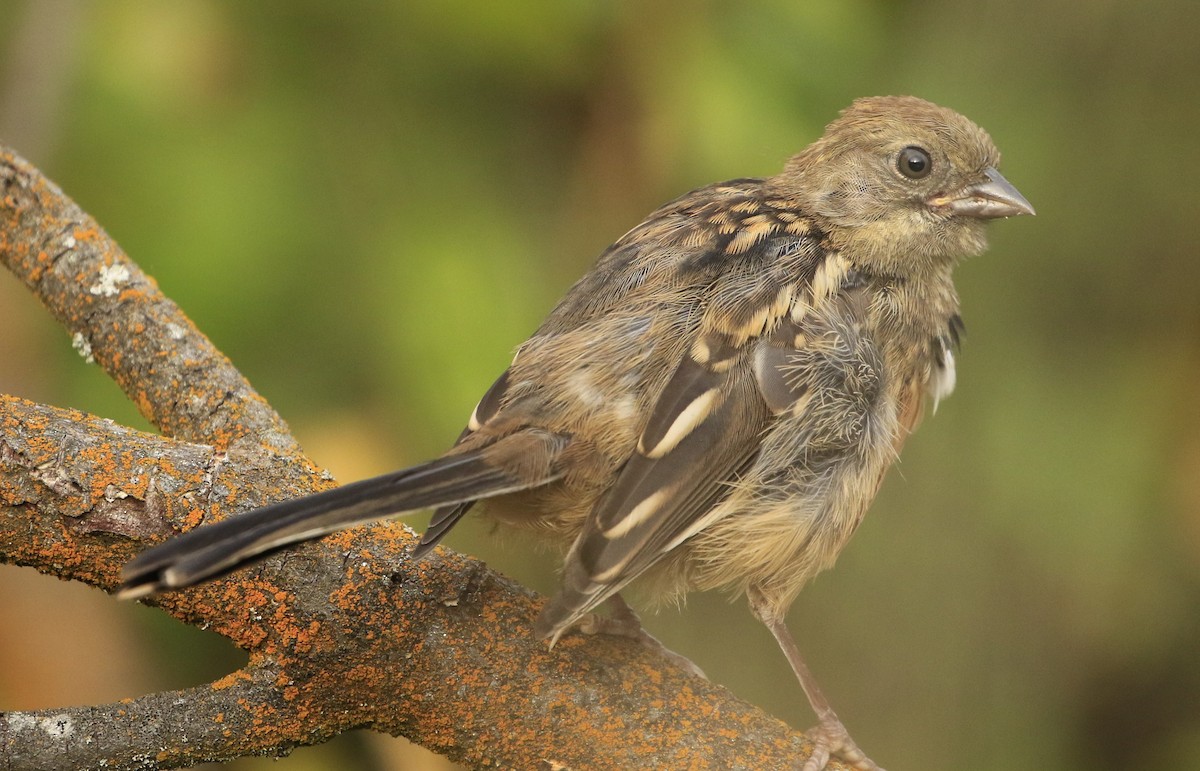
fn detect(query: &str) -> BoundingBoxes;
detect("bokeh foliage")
[2,1,1198,769]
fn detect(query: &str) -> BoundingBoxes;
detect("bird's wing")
[533,346,769,640]
[536,197,842,639]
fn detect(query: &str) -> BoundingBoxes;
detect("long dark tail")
[118,441,558,599]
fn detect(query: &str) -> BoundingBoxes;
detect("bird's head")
[778,95,1034,275]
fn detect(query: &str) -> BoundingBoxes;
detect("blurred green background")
[2,1,1199,769]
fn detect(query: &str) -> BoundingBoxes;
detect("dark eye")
[897,146,932,179]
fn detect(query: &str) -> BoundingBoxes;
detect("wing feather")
[536,220,845,639]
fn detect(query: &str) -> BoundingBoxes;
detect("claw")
[802,718,883,771]
[576,597,708,679]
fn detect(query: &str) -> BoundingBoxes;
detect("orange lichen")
[212,670,253,691]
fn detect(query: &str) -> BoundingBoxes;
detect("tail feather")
[118,445,547,599]
[411,501,475,559]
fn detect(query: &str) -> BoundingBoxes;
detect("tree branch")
[0,144,825,769]
[0,145,298,455]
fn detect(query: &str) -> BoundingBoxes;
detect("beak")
[937,167,1035,219]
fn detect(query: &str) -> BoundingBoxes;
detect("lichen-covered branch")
[0,395,815,769]
[0,146,298,455]
[0,145,825,769]
[0,394,318,593]
[1,663,318,771]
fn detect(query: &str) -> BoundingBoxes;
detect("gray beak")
[941,167,1035,219]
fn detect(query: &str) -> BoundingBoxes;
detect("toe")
[801,719,882,771]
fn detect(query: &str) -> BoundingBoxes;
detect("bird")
[119,95,1034,771]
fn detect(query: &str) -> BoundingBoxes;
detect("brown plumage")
[120,95,1033,770]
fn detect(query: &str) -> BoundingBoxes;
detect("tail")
[118,435,562,599]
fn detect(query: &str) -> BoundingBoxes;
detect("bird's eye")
[897,146,932,179]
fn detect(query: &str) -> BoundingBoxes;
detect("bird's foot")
[801,717,883,771]
[578,599,707,679]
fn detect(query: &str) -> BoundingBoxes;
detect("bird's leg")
[747,588,883,771]
[578,594,707,678]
